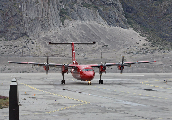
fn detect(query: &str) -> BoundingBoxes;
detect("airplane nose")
[82,72,95,81]
[87,73,94,79]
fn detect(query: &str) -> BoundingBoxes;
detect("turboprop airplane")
[8,42,156,85]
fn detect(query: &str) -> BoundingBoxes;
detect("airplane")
[8,42,156,85]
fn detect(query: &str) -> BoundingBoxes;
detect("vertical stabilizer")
[71,42,78,65]
[49,42,96,65]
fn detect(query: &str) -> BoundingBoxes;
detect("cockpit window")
[82,69,93,71]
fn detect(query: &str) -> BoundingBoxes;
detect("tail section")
[49,42,95,65]
[71,42,78,65]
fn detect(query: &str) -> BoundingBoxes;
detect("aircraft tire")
[99,80,103,84]
[61,80,65,84]
[88,82,91,85]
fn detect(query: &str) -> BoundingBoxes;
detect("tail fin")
[49,42,95,65]
[71,42,78,65]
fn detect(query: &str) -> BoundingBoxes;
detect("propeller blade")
[47,56,49,64]
[120,69,123,74]
[46,69,48,74]
[122,56,124,65]
[120,56,124,74]
[45,57,49,74]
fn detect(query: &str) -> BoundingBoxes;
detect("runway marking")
[65,87,171,120]
[20,83,90,115]
[124,75,145,76]
[94,86,169,100]
[140,80,171,89]
[92,86,171,119]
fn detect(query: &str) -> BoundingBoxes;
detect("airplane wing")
[136,61,156,64]
[106,61,156,66]
[8,61,63,67]
[8,61,80,67]
[90,61,156,67]
[90,63,133,67]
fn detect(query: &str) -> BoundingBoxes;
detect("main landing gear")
[61,73,65,84]
[99,74,103,84]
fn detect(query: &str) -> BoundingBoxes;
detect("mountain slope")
[120,0,172,49]
[0,0,128,40]
[1,0,171,73]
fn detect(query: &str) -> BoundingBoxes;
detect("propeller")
[62,63,69,74]
[120,56,124,74]
[99,62,106,74]
[44,56,49,74]
[47,56,49,64]
[103,62,106,71]
[101,62,106,68]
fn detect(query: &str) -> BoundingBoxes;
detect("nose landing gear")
[88,81,91,85]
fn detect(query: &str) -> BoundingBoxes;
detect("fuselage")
[71,65,95,81]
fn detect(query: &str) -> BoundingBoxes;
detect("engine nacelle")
[43,66,49,71]
[118,65,124,70]
[99,65,106,73]
[61,64,68,73]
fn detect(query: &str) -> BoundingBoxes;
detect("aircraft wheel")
[99,80,103,84]
[88,81,91,85]
[61,80,65,84]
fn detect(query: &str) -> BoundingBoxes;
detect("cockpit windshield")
[82,69,93,71]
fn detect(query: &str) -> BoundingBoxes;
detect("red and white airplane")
[8,42,156,85]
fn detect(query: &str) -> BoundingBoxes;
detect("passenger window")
[82,69,93,71]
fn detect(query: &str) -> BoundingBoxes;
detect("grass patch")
[0,95,9,109]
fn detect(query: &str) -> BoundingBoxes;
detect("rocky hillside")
[0,0,128,40]
[1,0,172,73]
[120,0,172,49]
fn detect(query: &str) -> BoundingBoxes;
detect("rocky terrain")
[120,0,172,48]
[0,0,172,73]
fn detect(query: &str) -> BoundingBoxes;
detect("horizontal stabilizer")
[49,42,96,44]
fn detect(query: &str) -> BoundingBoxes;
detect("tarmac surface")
[0,73,172,120]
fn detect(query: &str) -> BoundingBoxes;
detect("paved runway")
[0,73,172,120]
